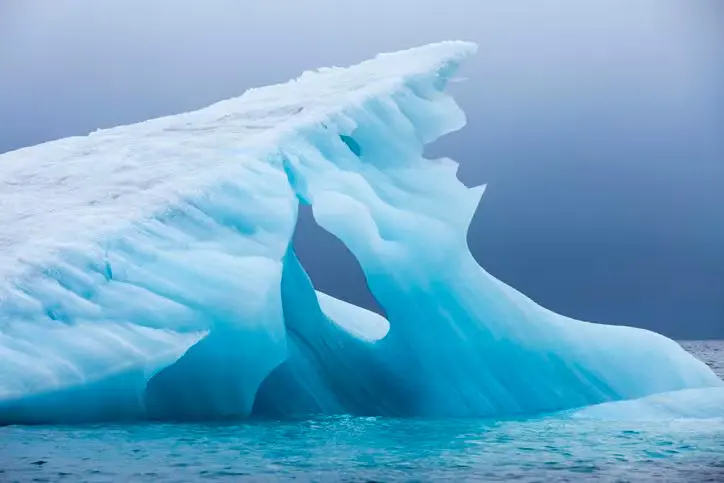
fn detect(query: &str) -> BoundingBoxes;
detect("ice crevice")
[0,41,721,424]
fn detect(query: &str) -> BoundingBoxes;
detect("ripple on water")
[0,342,722,482]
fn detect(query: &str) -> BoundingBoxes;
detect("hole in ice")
[339,134,362,157]
[293,204,385,318]
[45,308,69,323]
[103,261,113,281]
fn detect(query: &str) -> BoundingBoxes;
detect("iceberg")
[0,42,721,424]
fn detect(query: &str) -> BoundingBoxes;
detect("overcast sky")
[1,0,722,338]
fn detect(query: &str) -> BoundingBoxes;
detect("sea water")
[1,341,722,482]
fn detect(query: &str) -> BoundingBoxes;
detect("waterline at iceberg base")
[0,42,722,426]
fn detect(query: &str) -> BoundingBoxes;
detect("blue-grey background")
[1,0,722,338]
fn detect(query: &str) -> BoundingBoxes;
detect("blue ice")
[0,42,721,424]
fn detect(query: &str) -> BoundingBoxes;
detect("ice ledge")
[0,41,477,282]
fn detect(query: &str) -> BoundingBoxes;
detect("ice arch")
[0,41,720,424]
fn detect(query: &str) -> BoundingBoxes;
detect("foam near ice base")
[0,41,721,424]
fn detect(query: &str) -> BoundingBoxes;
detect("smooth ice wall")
[1,0,723,338]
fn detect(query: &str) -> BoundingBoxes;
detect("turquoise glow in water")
[2,342,722,482]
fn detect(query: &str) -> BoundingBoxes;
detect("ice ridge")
[0,41,721,424]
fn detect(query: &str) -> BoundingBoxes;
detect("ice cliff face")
[0,42,721,424]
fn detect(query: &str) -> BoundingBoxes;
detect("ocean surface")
[1,341,722,482]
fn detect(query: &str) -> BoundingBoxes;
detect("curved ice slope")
[252,249,411,418]
[275,68,723,417]
[571,387,724,421]
[0,322,204,424]
[0,41,721,424]
[317,292,389,342]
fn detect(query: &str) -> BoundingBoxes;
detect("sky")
[0,0,722,338]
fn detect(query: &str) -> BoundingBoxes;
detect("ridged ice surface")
[0,41,721,424]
